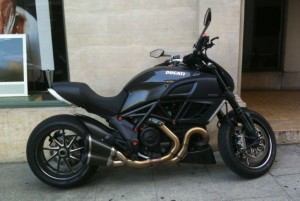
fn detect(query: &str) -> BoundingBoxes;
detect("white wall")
[282,0,300,89]
[64,0,200,96]
[64,0,243,95]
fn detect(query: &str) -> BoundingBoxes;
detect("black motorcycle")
[27,8,276,188]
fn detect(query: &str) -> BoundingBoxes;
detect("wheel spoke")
[61,129,66,147]
[69,155,81,161]
[246,157,250,166]
[57,157,62,173]
[50,136,63,147]
[67,135,78,148]
[43,147,59,151]
[64,158,73,172]
[45,152,58,163]
[70,147,84,153]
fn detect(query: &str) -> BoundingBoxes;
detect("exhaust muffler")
[87,135,116,166]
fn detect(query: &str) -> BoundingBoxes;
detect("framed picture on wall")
[0,34,27,97]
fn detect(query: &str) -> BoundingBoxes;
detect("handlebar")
[152,34,219,68]
[195,35,219,53]
[154,55,182,67]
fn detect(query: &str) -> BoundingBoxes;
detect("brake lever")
[211,36,219,43]
[206,37,219,49]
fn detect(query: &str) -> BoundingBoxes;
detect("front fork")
[217,92,260,150]
[208,63,259,148]
[224,91,256,136]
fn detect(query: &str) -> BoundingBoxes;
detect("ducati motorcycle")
[27,8,276,188]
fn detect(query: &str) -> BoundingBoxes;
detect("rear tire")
[27,115,97,188]
[218,109,276,178]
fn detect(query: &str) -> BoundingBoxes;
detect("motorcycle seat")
[51,82,127,117]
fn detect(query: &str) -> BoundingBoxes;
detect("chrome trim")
[48,88,72,105]
[138,152,150,160]
[207,100,226,123]
[106,147,117,166]
[87,135,92,165]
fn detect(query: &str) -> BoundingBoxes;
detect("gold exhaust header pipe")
[110,122,208,168]
[168,127,208,164]
[112,124,180,168]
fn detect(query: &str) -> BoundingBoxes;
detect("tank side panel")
[124,65,196,91]
[121,84,167,112]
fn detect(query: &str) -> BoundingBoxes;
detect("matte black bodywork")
[53,64,227,125]
[121,64,225,124]
[122,65,195,111]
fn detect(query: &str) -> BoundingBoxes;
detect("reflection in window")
[0,0,68,92]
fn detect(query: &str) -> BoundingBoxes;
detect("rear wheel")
[27,115,97,188]
[218,109,276,178]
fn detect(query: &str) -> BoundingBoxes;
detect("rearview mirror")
[150,49,164,58]
[203,8,211,27]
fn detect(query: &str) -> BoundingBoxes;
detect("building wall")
[64,0,243,95]
[282,0,300,89]
[0,0,243,163]
[64,0,200,96]
[0,107,71,162]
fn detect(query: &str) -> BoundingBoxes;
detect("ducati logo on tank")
[165,71,186,76]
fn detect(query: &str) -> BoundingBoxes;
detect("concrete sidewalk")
[0,144,299,201]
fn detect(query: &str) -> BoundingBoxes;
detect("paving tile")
[206,165,285,201]
[270,144,300,176]
[93,166,157,201]
[0,164,98,201]
[226,196,292,201]
[152,163,221,201]
[292,196,300,201]
[204,150,286,201]
[274,174,300,198]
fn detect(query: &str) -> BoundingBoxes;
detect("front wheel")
[218,109,276,178]
[26,115,98,188]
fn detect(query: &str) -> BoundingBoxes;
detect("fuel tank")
[124,65,195,90]
[121,65,223,112]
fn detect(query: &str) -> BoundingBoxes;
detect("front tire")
[218,109,276,178]
[26,115,97,188]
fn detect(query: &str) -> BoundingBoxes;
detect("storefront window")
[0,0,68,94]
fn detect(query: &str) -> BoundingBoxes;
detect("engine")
[138,126,171,158]
[140,127,160,149]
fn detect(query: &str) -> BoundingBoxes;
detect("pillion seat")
[51,82,128,117]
